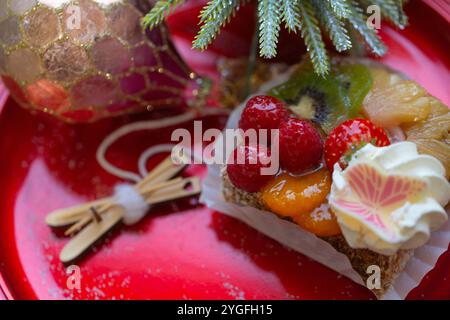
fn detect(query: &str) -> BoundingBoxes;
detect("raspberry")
[324,118,391,172]
[279,118,324,174]
[239,95,289,132]
[226,144,274,193]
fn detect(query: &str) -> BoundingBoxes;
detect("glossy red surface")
[0,0,449,300]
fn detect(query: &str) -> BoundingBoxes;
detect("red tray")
[0,0,449,300]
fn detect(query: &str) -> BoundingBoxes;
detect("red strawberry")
[226,144,274,193]
[279,118,324,174]
[239,95,289,132]
[325,118,391,171]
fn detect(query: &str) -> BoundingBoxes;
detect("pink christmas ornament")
[0,0,205,122]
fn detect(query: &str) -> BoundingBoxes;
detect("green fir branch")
[326,0,351,18]
[297,0,330,76]
[258,0,282,58]
[192,0,241,50]
[346,1,387,56]
[281,0,301,32]
[312,0,351,52]
[396,0,409,27]
[145,0,409,76]
[142,0,185,29]
[360,0,408,29]
[199,0,232,22]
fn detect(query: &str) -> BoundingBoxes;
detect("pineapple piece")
[363,79,431,127]
[403,97,449,140]
[428,98,449,118]
[412,139,450,179]
[403,113,450,140]
[369,67,402,90]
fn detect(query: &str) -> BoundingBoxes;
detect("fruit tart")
[219,60,450,298]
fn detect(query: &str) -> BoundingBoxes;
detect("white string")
[96,108,229,182]
[138,144,175,177]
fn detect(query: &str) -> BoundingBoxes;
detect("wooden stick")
[60,178,201,262]
[64,178,190,236]
[49,154,199,263]
[139,177,183,197]
[46,197,112,227]
[64,214,95,236]
[59,206,124,263]
[137,156,185,189]
[144,178,201,205]
[46,156,184,228]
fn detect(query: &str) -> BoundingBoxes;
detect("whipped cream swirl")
[330,142,450,255]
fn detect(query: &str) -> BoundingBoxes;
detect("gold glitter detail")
[0,0,203,122]
[107,3,143,45]
[63,0,106,45]
[44,40,90,83]
[91,36,131,74]
[23,6,61,47]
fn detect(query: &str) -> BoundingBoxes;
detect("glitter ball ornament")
[0,0,204,122]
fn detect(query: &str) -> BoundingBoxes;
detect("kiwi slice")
[269,61,373,133]
[334,63,373,118]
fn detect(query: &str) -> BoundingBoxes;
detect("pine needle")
[313,0,352,52]
[397,0,408,27]
[142,0,185,29]
[192,0,241,50]
[346,1,387,56]
[281,0,301,32]
[199,0,231,22]
[145,0,409,76]
[360,0,408,29]
[327,0,351,18]
[297,0,330,76]
[258,0,282,58]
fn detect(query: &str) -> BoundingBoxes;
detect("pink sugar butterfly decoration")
[333,163,427,237]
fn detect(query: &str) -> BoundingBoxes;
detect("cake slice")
[219,60,450,298]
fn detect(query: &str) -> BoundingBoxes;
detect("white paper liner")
[199,64,450,299]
